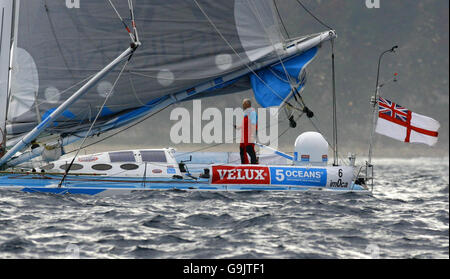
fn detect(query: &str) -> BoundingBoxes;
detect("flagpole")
[367,46,398,191]
[367,46,398,165]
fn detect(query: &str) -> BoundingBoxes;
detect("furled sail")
[251,46,318,108]
[5,0,285,139]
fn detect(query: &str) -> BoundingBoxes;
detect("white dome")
[294,132,328,166]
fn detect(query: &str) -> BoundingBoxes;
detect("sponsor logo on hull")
[211,165,328,187]
[270,167,327,186]
[78,156,98,162]
[211,165,270,185]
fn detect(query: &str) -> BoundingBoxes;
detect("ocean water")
[0,157,447,259]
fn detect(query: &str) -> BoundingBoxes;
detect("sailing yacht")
[0,0,371,195]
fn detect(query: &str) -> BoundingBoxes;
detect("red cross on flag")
[375,97,440,146]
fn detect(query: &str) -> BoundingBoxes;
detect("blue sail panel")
[251,47,318,108]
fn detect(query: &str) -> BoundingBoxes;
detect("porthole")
[120,163,139,170]
[41,163,55,170]
[92,164,113,171]
[59,163,83,171]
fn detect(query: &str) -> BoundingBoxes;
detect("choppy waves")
[0,157,448,258]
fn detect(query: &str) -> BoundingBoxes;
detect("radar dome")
[294,132,328,166]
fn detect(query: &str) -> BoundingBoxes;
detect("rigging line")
[243,2,314,124]
[62,1,304,158]
[0,73,98,129]
[50,96,164,136]
[268,68,290,83]
[193,0,299,123]
[290,89,340,162]
[54,114,298,177]
[291,84,307,109]
[63,103,172,156]
[277,0,339,165]
[67,106,288,160]
[127,71,184,109]
[195,112,304,166]
[58,59,131,187]
[64,2,114,62]
[107,0,135,42]
[193,0,293,106]
[273,0,291,39]
[67,106,294,170]
[43,1,75,80]
[279,112,303,138]
[127,72,149,107]
[247,1,297,90]
[307,115,348,166]
[294,0,333,30]
[128,74,291,122]
[129,70,246,83]
[44,101,113,130]
[129,70,240,81]
[42,108,96,133]
[128,0,139,43]
[175,111,294,159]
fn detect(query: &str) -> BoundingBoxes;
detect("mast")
[0,0,14,160]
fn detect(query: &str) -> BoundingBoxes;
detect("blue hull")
[0,173,370,196]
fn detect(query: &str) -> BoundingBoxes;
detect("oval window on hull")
[59,163,83,171]
[120,164,139,170]
[41,163,55,170]
[92,164,113,171]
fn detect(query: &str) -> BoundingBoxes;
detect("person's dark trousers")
[240,143,258,164]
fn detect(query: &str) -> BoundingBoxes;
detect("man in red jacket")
[236,99,258,164]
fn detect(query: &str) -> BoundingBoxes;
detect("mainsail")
[0,0,335,167]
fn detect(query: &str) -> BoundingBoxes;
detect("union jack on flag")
[378,97,409,122]
[375,96,440,146]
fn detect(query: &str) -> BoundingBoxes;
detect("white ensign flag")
[375,97,440,146]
